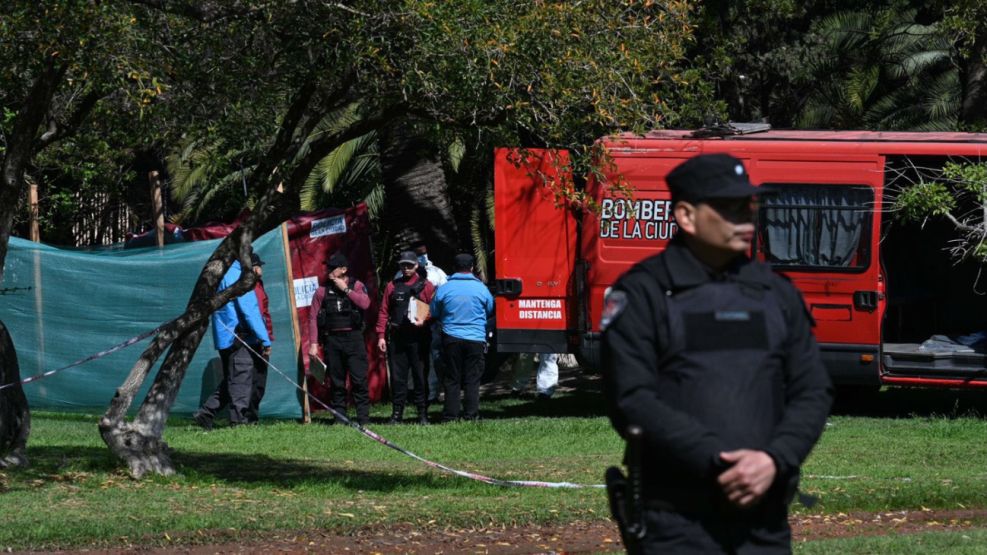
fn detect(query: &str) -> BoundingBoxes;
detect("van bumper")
[819,343,881,386]
[496,329,570,354]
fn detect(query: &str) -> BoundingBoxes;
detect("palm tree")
[798,7,959,131]
[377,121,460,270]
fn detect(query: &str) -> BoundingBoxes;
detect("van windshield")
[756,184,873,272]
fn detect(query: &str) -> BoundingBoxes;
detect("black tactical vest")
[388,277,426,328]
[659,278,789,448]
[316,278,363,335]
[645,275,795,511]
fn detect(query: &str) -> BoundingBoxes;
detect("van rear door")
[746,154,885,385]
[493,148,576,353]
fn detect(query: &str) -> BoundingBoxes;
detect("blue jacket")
[430,272,494,342]
[211,261,272,350]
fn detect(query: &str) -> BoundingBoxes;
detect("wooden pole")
[28,181,40,242]
[149,170,165,247]
[281,223,311,423]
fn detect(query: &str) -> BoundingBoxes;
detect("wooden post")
[281,223,311,423]
[28,181,40,242]
[148,170,165,247]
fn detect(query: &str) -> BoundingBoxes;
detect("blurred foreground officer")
[602,154,833,554]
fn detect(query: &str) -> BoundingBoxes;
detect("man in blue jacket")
[194,258,272,429]
[430,253,494,422]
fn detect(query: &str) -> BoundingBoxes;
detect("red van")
[494,128,987,389]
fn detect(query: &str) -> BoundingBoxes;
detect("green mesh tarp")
[0,228,302,418]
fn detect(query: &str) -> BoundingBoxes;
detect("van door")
[493,148,576,353]
[747,155,885,386]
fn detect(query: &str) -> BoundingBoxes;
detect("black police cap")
[666,154,760,203]
[326,252,348,269]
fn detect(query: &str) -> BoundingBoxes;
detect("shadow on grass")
[172,450,451,491]
[478,367,607,420]
[832,386,987,419]
[16,445,452,492]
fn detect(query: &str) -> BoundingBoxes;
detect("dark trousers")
[324,330,370,423]
[388,328,429,416]
[441,334,485,421]
[639,507,791,554]
[246,350,269,423]
[200,342,259,424]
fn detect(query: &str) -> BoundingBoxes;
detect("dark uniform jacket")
[602,238,833,514]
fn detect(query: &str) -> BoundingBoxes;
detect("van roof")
[604,129,987,157]
[622,129,987,143]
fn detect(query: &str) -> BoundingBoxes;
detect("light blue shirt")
[430,272,494,342]
[211,261,272,350]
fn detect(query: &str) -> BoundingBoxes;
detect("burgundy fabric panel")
[286,204,387,407]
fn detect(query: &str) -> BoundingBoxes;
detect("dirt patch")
[17,509,987,554]
[792,508,987,542]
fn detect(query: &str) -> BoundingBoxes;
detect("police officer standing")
[308,253,372,426]
[376,250,435,424]
[602,154,833,554]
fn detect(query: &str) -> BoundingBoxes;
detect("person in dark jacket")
[376,250,435,424]
[430,253,494,422]
[601,154,833,554]
[308,252,372,425]
[246,252,274,423]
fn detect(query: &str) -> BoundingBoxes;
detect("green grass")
[797,529,987,554]
[2,385,987,551]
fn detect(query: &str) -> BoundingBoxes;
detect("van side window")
[757,184,873,271]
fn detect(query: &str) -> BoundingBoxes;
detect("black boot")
[417,407,430,426]
[388,408,404,425]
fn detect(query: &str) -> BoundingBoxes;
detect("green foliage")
[893,181,957,222]
[944,161,987,203]
[891,160,987,263]
[797,4,958,130]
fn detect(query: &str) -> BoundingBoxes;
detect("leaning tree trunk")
[98,239,255,478]
[961,35,987,128]
[98,318,211,477]
[379,121,460,269]
[0,320,30,468]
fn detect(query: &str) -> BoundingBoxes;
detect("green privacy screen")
[0,228,302,418]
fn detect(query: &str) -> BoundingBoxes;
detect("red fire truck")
[494,127,987,390]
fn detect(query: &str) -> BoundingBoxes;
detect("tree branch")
[38,88,107,149]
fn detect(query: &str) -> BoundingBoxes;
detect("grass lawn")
[2,382,987,551]
[798,529,987,554]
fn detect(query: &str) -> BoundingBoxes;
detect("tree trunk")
[99,239,253,478]
[0,59,69,465]
[960,35,987,128]
[95,78,329,477]
[99,319,210,477]
[0,320,30,468]
[379,121,459,269]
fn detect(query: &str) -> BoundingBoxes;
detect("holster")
[605,425,646,554]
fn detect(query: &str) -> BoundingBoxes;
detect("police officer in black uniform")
[376,251,436,424]
[308,253,372,426]
[602,154,833,554]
